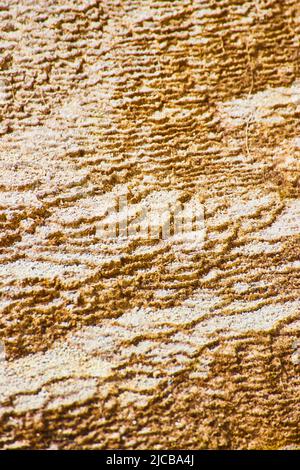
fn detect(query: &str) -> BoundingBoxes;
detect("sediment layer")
[0,0,299,449]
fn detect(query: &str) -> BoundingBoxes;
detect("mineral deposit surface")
[0,0,299,450]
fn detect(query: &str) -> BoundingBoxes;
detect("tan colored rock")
[0,0,299,450]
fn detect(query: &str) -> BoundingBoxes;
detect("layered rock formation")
[0,0,299,449]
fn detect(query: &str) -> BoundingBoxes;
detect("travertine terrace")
[0,0,299,449]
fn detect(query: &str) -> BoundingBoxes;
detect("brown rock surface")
[0,0,299,449]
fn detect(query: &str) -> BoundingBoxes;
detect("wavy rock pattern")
[0,0,299,449]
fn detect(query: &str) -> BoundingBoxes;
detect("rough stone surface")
[0,0,299,450]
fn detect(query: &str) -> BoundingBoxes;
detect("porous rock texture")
[0,0,299,450]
